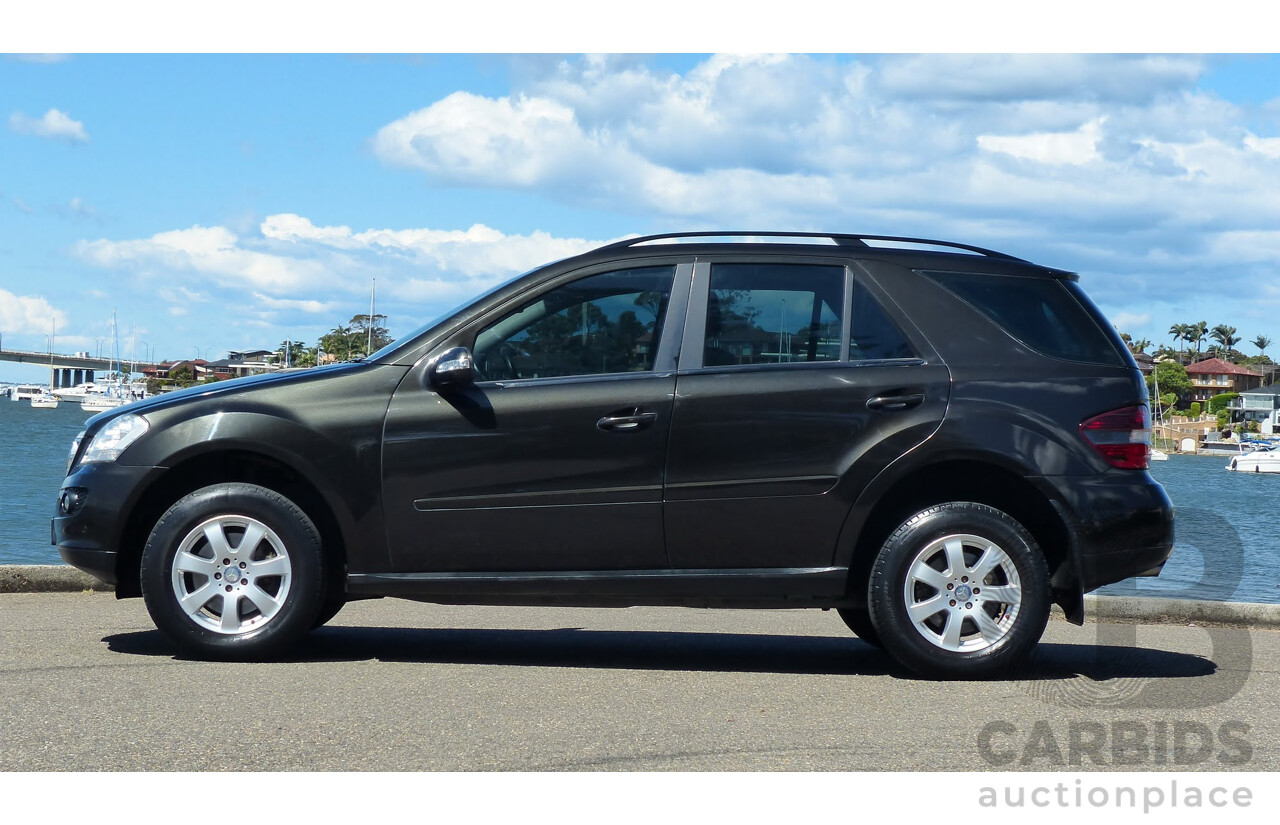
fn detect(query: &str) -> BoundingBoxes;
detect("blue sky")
[4,49,1280,380]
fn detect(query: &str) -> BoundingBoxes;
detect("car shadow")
[103,626,1218,682]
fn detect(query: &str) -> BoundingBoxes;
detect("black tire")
[868,502,1050,679]
[311,598,346,630]
[837,607,882,648]
[140,483,326,660]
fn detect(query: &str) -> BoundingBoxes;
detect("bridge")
[0,348,159,388]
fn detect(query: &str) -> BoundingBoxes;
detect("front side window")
[704,263,844,366]
[473,266,675,380]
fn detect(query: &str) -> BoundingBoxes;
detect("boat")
[82,310,131,412]
[30,392,59,409]
[1150,364,1169,460]
[52,381,107,402]
[9,384,43,401]
[1226,441,1280,473]
[81,393,126,412]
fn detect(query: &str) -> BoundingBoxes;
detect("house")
[1184,358,1263,403]
[205,349,280,378]
[1234,384,1280,434]
[1132,351,1155,376]
[141,359,208,381]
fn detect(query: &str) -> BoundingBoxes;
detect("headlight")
[79,414,150,465]
[67,431,85,474]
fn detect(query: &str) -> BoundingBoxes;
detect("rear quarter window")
[921,270,1125,366]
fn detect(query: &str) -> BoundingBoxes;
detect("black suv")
[54,232,1173,677]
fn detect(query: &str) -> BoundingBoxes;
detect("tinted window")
[704,263,844,366]
[473,266,675,380]
[851,279,915,361]
[922,271,1124,365]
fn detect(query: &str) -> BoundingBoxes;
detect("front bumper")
[53,461,163,587]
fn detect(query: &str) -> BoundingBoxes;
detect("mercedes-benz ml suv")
[54,232,1174,677]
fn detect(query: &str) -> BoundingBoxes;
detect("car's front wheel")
[868,502,1050,679]
[140,483,326,660]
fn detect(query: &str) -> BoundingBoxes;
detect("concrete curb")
[0,565,113,593]
[1082,594,1280,628]
[2,565,1280,628]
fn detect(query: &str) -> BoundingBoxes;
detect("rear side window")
[705,263,844,366]
[922,271,1124,365]
[851,279,916,361]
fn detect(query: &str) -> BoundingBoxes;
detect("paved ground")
[2,592,1278,771]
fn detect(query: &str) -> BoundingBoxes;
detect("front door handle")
[866,393,925,412]
[597,408,659,432]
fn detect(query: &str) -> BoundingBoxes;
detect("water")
[2,399,1277,603]
[0,397,89,564]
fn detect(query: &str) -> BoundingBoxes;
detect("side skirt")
[346,566,852,609]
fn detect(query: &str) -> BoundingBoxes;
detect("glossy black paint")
[55,236,1174,622]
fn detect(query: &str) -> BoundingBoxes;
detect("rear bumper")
[1043,470,1175,594]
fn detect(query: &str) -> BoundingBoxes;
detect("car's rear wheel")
[140,483,326,660]
[868,502,1049,678]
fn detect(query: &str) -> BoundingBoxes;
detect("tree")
[275,340,308,367]
[168,364,194,386]
[1168,323,1188,362]
[318,315,392,361]
[1254,335,1272,358]
[1147,360,1191,407]
[1210,324,1240,361]
[1185,321,1208,359]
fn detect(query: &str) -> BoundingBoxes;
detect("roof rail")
[598,231,1028,262]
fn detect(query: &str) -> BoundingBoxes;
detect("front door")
[382,263,687,573]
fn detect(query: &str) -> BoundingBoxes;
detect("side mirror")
[428,346,475,388]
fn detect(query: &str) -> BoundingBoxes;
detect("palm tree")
[1131,337,1152,355]
[1209,324,1240,361]
[1168,323,1188,362]
[1254,334,1272,358]
[1186,321,1208,360]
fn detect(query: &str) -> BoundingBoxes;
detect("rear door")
[663,258,950,570]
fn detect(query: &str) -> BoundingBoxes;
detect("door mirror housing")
[428,347,475,388]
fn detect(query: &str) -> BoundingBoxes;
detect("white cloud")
[1244,133,1280,159]
[74,217,617,328]
[0,289,67,337]
[977,119,1105,165]
[8,54,69,64]
[75,225,329,293]
[1110,311,1152,330]
[8,108,88,142]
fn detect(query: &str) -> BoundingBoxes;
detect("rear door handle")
[597,409,659,432]
[866,393,925,412]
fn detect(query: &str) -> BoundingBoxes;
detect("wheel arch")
[114,448,350,601]
[837,457,1082,623]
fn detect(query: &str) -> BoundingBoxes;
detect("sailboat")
[33,322,60,408]
[1150,364,1169,460]
[82,311,129,413]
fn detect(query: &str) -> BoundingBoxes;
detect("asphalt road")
[2,592,1278,771]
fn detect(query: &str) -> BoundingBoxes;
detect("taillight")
[1080,405,1151,469]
